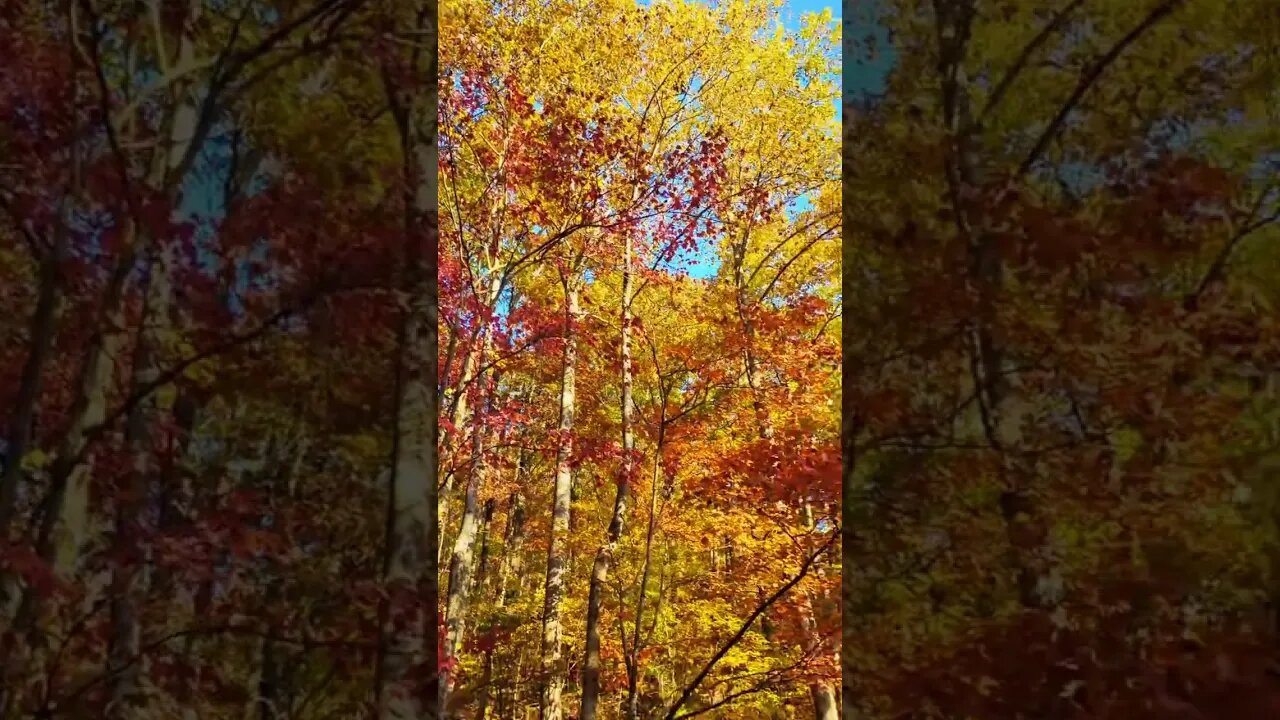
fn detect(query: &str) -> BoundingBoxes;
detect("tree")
[0,0,443,717]
[843,1,1280,718]
[438,1,841,718]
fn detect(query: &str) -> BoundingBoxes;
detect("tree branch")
[1016,0,1186,178]
[977,0,1085,125]
[662,530,838,720]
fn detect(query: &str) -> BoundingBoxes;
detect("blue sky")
[185,0,855,287]
[844,0,893,100]
[677,0,843,280]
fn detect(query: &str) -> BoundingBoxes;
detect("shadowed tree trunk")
[377,2,439,712]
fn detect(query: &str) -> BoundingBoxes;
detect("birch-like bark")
[103,6,207,706]
[439,273,504,566]
[378,3,439,711]
[0,212,137,719]
[2,8,205,695]
[440,269,503,713]
[541,279,580,720]
[27,217,137,574]
[378,251,437,720]
[440,341,494,709]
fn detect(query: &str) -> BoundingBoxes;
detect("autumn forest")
[2,0,1280,719]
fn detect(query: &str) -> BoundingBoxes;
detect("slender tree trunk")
[495,476,526,608]
[492,485,527,717]
[438,334,480,563]
[0,167,72,720]
[801,589,838,720]
[441,366,492,708]
[841,407,857,720]
[0,214,141,720]
[0,236,65,628]
[177,578,213,720]
[377,240,437,720]
[627,431,665,720]
[28,221,147,590]
[0,6,211,709]
[510,653,526,719]
[580,235,636,720]
[378,12,440,711]
[441,272,502,710]
[102,5,205,700]
[0,250,63,543]
[476,644,495,720]
[0,88,78,715]
[930,0,1055,611]
[248,426,308,720]
[157,391,202,717]
[541,279,580,720]
[106,246,173,718]
[476,498,497,593]
[255,636,281,720]
[439,274,504,566]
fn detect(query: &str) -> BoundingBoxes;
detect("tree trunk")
[378,16,439,711]
[0,191,71,720]
[441,372,491,707]
[495,482,526,608]
[0,243,65,634]
[476,644,494,720]
[627,432,665,720]
[441,272,502,710]
[476,498,497,594]
[102,7,205,701]
[378,247,437,720]
[841,411,857,720]
[801,589,838,720]
[438,333,480,565]
[0,249,63,543]
[930,0,1054,612]
[541,279,580,720]
[0,212,142,720]
[106,246,174,719]
[580,234,636,720]
[439,273,504,567]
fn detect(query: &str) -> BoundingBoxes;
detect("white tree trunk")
[541,280,580,720]
[379,273,437,720]
[380,19,439,709]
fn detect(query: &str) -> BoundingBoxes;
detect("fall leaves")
[4,0,1280,719]
[438,1,839,718]
[844,1,1280,719]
